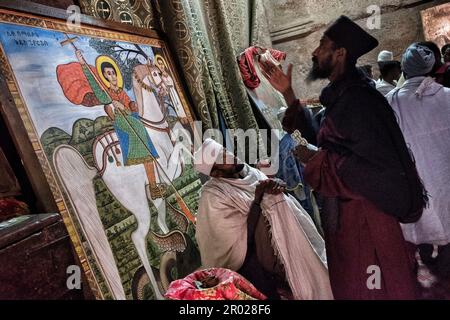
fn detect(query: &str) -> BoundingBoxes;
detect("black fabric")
[239,202,280,300]
[238,251,280,300]
[246,201,262,249]
[439,65,450,88]
[313,108,326,130]
[318,67,427,223]
[418,243,450,279]
[437,245,450,278]
[324,15,379,61]
[285,103,318,146]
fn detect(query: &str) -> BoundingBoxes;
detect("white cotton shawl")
[386,77,450,245]
[195,166,333,300]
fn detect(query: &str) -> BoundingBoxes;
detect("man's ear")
[335,47,347,63]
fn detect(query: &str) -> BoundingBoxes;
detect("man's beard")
[306,57,333,83]
[219,163,245,178]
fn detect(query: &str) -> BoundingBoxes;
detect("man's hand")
[129,101,139,113]
[254,178,287,204]
[256,159,271,169]
[112,100,126,111]
[104,104,115,121]
[259,60,297,106]
[293,144,319,164]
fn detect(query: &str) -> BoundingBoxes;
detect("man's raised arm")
[259,60,317,144]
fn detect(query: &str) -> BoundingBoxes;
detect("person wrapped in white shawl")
[386,43,450,280]
[193,138,333,300]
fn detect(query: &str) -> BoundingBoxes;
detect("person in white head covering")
[386,43,450,280]
[376,50,402,95]
[193,138,333,300]
[378,50,394,62]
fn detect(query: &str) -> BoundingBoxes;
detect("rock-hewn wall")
[264,0,449,99]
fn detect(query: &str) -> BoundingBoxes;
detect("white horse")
[54,66,191,299]
[89,78,187,300]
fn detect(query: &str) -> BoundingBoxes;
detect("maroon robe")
[305,149,418,299]
[298,67,425,300]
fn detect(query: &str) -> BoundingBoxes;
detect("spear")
[60,33,113,104]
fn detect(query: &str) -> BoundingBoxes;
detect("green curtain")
[155,0,272,131]
[79,0,159,29]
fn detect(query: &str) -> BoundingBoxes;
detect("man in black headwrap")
[261,16,427,300]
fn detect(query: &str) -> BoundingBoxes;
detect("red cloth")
[238,46,286,89]
[0,197,29,222]
[436,62,450,76]
[164,268,267,300]
[435,62,450,86]
[56,62,100,106]
[305,147,419,300]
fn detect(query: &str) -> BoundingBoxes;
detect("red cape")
[56,62,101,107]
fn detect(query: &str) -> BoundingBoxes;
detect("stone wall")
[264,0,449,99]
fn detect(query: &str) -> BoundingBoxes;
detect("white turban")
[378,50,394,62]
[193,138,224,176]
[402,43,435,78]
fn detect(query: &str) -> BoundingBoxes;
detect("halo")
[154,54,169,71]
[95,55,124,89]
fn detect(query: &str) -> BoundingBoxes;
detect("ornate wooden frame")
[0,0,196,299]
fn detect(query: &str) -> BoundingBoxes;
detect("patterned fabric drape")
[79,0,159,29]
[155,0,272,131]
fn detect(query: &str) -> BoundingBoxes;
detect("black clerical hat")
[324,15,379,60]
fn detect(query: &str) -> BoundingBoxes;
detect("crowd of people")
[191,15,450,300]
